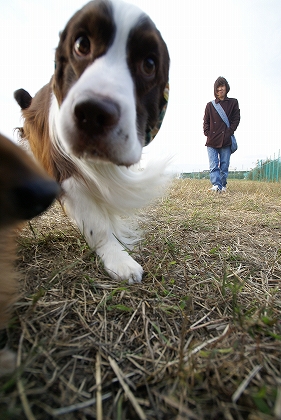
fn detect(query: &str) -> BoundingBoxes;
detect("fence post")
[267,159,270,181]
[276,149,280,182]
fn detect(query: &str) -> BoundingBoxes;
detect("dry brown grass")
[0,179,281,420]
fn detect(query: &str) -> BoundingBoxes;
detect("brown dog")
[0,133,59,376]
[14,0,170,284]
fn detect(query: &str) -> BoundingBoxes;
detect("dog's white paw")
[102,249,143,284]
[105,258,143,284]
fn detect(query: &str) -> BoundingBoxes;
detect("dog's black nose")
[74,98,120,135]
[12,178,60,220]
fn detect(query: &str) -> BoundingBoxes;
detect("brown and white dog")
[0,133,59,376]
[14,0,170,284]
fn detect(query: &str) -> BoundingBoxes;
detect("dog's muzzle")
[74,97,121,136]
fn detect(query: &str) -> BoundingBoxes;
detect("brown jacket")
[203,97,240,148]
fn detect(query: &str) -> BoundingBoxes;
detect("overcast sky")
[0,0,280,173]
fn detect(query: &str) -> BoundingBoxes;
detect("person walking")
[203,76,240,192]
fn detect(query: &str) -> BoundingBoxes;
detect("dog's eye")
[74,36,91,56]
[140,57,156,79]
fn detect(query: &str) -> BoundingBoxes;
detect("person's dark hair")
[214,76,230,98]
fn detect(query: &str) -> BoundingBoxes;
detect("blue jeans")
[207,146,231,190]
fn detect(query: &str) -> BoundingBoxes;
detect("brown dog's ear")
[14,89,33,110]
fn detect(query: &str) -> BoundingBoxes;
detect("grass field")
[0,179,281,420]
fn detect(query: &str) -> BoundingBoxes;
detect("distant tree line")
[180,170,247,180]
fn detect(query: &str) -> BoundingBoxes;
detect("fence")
[246,151,281,182]
[180,151,281,182]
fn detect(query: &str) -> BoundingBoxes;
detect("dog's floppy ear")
[14,89,33,110]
